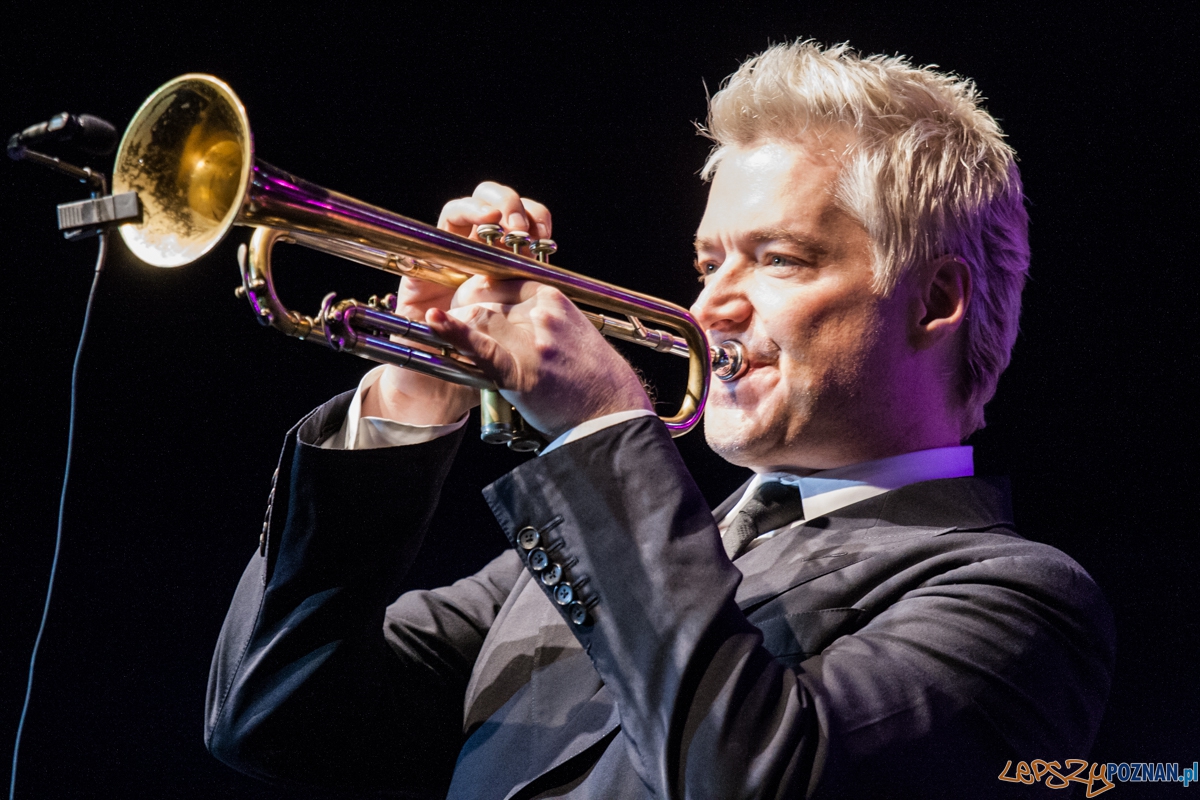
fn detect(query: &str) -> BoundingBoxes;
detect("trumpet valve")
[477,223,502,246]
[503,231,531,254]
[508,414,547,454]
[479,388,516,444]
[531,239,558,263]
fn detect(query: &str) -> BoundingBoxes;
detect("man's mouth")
[733,346,779,374]
[710,338,778,382]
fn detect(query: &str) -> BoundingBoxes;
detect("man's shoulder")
[875,475,1085,564]
[848,477,1110,631]
[796,475,1017,555]
[808,475,1107,607]
[868,474,1015,533]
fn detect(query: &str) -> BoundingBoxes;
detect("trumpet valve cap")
[508,435,543,453]
[503,231,531,253]
[531,239,558,262]
[481,423,516,444]
[477,223,502,246]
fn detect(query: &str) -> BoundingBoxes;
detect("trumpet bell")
[113,74,252,268]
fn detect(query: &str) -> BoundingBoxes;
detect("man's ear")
[912,255,971,348]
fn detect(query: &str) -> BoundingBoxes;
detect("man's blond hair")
[702,41,1030,436]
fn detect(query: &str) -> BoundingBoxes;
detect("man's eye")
[764,253,812,273]
[694,260,719,281]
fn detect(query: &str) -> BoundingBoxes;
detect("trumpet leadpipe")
[587,313,690,358]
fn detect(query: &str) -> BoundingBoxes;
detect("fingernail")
[508,213,529,233]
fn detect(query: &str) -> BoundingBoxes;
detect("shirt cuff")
[318,365,468,450]
[539,408,658,456]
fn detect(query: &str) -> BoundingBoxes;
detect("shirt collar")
[722,445,975,530]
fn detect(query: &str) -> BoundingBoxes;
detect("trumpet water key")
[111,74,746,449]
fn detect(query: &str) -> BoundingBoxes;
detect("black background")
[2,3,1195,797]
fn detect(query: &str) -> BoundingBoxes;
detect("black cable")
[8,230,107,800]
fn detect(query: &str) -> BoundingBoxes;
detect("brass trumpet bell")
[113,75,252,268]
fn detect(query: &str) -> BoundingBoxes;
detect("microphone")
[7,113,118,159]
[9,112,131,231]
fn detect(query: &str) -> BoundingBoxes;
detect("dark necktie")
[722,479,806,560]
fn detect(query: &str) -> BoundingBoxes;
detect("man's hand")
[428,276,653,442]
[365,181,650,437]
[361,276,479,425]
[362,182,553,425]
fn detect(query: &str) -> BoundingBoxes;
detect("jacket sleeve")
[205,393,523,796]
[482,415,1115,799]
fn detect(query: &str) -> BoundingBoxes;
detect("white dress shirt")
[319,366,469,450]
[322,367,974,548]
[319,366,654,453]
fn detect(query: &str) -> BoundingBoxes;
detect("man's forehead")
[693,140,856,253]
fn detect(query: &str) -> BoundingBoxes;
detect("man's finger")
[397,275,457,304]
[426,307,513,384]
[520,197,553,240]
[451,275,549,310]
[437,197,502,236]
[438,184,552,247]
[472,182,534,233]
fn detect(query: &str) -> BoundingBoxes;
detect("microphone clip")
[56,192,141,241]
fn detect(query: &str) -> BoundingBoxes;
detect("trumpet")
[111,74,745,450]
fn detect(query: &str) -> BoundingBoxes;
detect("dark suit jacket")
[205,393,1115,798]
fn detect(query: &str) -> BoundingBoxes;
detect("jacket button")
[568,602,590,626]
[517,526,541,550]
[528,549,550,572]
[553,583,574,606]
[540,562,563,586]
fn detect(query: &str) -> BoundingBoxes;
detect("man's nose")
[690,266,751,333]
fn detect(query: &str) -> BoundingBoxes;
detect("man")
[205,42,1114,798]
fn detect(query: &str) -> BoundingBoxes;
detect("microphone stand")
[6,141,131,800]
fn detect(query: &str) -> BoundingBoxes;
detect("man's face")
[692,141,913,472]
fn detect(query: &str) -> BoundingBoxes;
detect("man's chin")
[702,410,774,468]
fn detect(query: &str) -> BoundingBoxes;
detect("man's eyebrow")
[693,229,829,254]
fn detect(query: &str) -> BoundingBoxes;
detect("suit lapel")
[730,477,1014,613]
[731,495,885,613]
